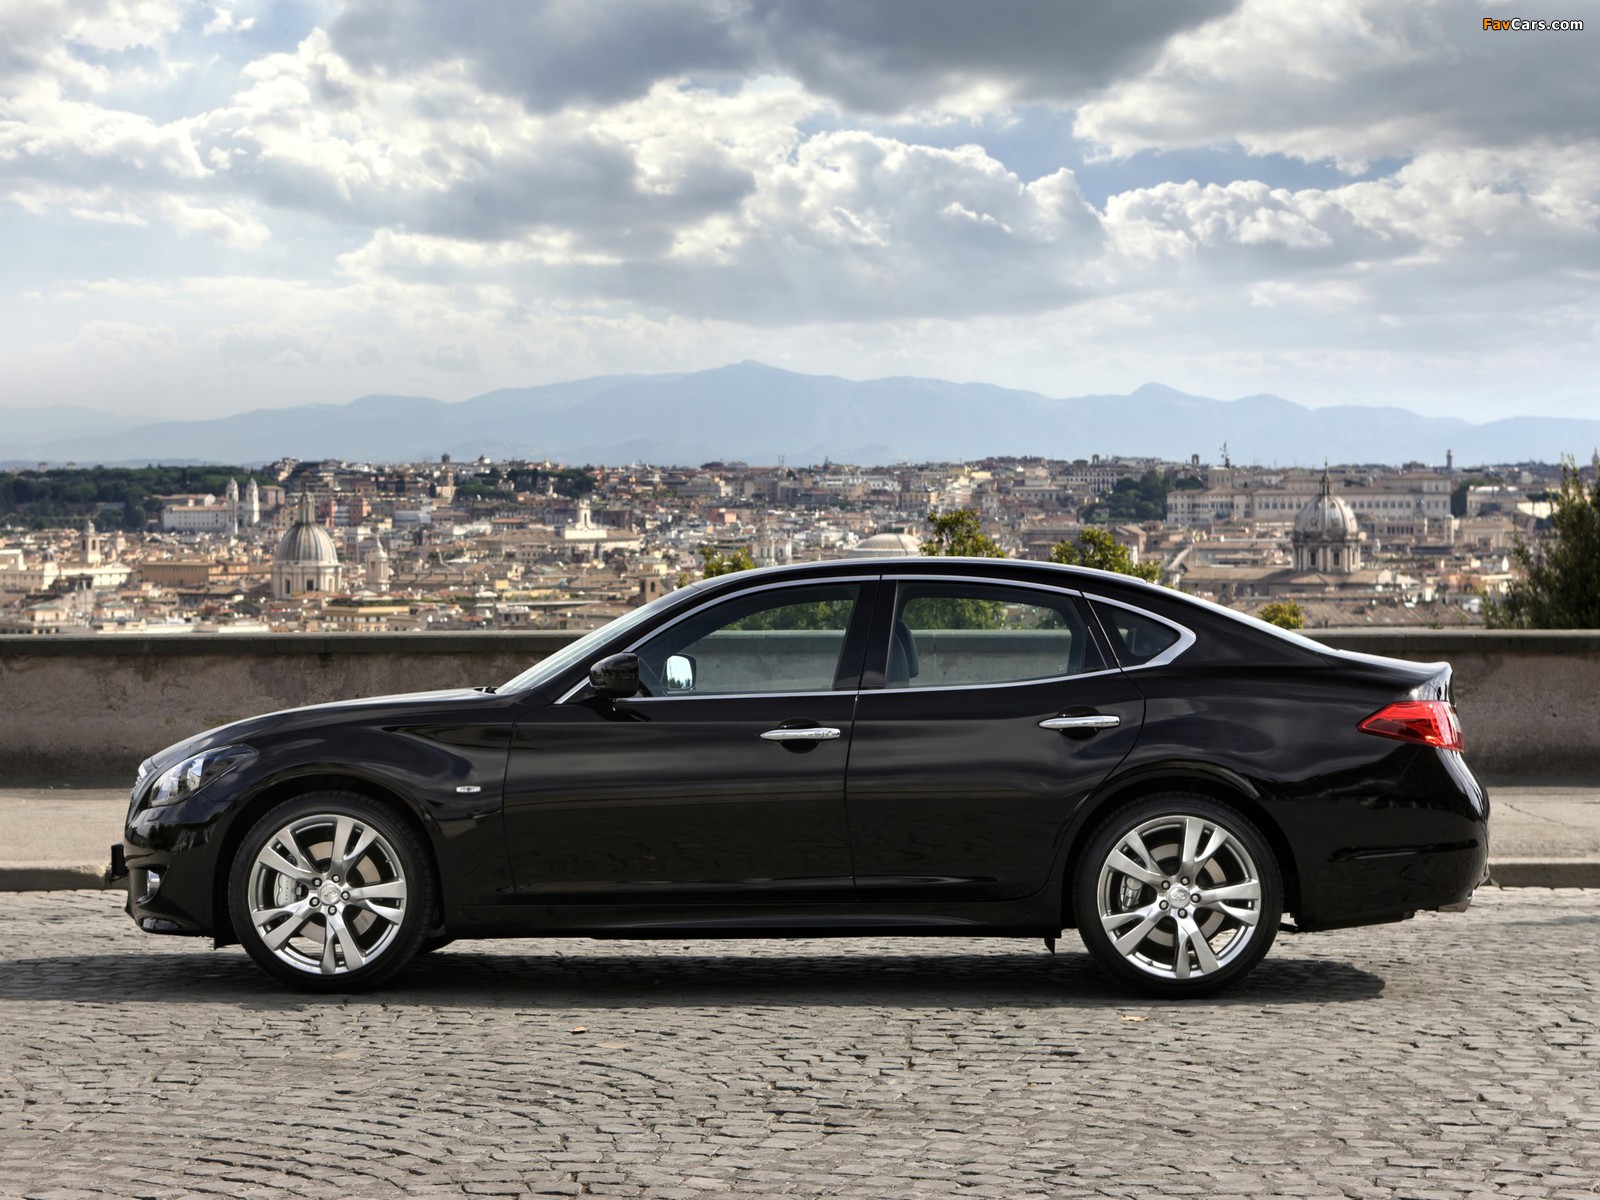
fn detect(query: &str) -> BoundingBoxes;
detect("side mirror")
[588,652,641,699]
[664,654,695,692]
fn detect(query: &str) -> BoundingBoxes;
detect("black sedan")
[113,557,1488,996]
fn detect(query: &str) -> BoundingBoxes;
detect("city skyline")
[1,1,1595,426]
[2,451,1547,639]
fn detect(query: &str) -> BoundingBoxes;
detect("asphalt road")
[1,888,1597,1199]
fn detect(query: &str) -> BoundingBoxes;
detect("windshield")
[499,582,708,695]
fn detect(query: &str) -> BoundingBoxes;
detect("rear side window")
[1090,600,1183,667]
[887,581,1102,689]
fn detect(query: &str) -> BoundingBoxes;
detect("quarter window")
[1090,601,1182,667]
[885,582,1101,689]
[636,584,862,696]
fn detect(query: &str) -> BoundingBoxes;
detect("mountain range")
[4,362,1597,468]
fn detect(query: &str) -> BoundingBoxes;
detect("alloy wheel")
[242,810,410,978]
[1076,796,1282,995]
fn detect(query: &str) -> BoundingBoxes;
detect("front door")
[502,580,873,903]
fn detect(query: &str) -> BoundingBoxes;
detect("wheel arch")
[1060,764,1302,928]
[211,771,443,947]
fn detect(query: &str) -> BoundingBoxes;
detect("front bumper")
[118,777,244,937]
[106,842,127,886]
[111,840,206,936]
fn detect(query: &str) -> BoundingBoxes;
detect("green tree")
[505,466,596,498]
[698,545,755,577]
[921,508,1005,557]
[729,597,856,631]
[1080,469,1168,523]
[1450,475,1495,518]
[0,464,249,528]
[1257,600,1306,630]
[1049,527,1161,584]
[1487,459,1600,628]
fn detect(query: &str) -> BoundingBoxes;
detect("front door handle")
[760,727,842,742]
[1039,714,1120,732]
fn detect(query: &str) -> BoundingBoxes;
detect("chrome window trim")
[551,572,1191,703]
[555,574,872,704]
[867,666,1125,697]
[1082,593,1196,670]
[620,689,851,703]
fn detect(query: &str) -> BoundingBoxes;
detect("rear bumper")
[1288,748,1489,931]
[1294,839,1488,931]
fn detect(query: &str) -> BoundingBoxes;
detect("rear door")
[845,575,1145,902]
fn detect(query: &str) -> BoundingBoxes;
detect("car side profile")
[112,557,1489,997]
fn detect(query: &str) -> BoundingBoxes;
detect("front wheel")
[1074,795,1282,997]
[228,792,435,992]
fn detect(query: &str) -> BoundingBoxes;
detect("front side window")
[886,581,1101,689]
[636,583,862,697]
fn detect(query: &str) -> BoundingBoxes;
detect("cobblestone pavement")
[2,890,1597,1200]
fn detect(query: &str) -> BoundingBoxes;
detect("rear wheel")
[1074,794,1281,997]
[228,792,434,992]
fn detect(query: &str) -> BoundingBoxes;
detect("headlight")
[149,746,257,808]
[132,757,154,801]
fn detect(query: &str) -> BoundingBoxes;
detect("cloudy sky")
[2,0,1596,423]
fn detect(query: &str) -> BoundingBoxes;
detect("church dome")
[1291,469,1363,575]
[274,495,339,565]
[1294,471,1358,539]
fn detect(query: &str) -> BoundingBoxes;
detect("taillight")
[1358,700,1463,751]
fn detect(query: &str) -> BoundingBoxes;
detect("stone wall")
[0,633,571,784]
[1,629,1596,784]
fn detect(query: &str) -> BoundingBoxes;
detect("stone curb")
[1486,858,1600,888]
[4,860,1598,893]
[0,865,112,892]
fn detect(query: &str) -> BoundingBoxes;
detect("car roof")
[689,555,1176,605]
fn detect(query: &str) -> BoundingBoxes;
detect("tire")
[417,933,455,955]
[228,792,435,992]
[1074,794,1282,998]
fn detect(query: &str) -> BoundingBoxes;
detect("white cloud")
[0,0,186,94]
[325,0,1241,118]
[73,318,181,365]
[1075,0,1600,168]
[329,132,1105,321]
[629,133,1105,320]
[0,0,1596,428]
[190,34,764,254]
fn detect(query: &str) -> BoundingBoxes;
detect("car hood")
[139,687,500,778]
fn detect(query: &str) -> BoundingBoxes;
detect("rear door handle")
[1039,714,1121,732]
[760,727,842,742]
